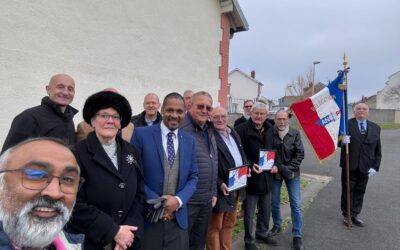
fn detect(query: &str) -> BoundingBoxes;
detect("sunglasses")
[196,104,212,112]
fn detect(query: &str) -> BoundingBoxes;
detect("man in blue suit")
[132,92,198,250]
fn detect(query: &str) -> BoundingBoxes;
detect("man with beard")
[0,137,84,249]
[234,100,254,128]
[270,110,305,250]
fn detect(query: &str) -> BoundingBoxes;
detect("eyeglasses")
[0,168,85,194]
[244,105,253,108]
[212,115,227,121]
[196,104,212,112]
[96,113,122,121]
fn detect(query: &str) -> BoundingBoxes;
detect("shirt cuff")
[175,196,182,210]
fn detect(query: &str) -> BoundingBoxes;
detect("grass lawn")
[233,179,310,237]
[377,122,400,129]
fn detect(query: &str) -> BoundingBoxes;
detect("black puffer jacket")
[2,96,78,152]
[180,113,218,204]
[235,119,274,194]
[272,127,304,178]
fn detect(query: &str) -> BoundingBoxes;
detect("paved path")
[233,129,400,250]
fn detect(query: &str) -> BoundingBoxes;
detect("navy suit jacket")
[131,124,198,229]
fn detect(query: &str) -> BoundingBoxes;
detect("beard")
[0,195,73,248]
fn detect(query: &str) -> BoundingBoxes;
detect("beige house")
[0,0,248,144]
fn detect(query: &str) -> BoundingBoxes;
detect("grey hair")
[0,137,70,171]
[144,92,160,103]
[353,102,369,111]
[191,91,213,105]
[251,102,268,112]
[243,99,254,105]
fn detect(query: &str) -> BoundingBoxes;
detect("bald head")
[143,92,161,118]
[46,74,75,112]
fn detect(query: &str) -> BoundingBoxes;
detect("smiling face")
[161,97,185,131]
[211,106,228,132]
[143,93,161,117]
[0,140,79,248]
[353,103,369,121]
[46,74,75,111]
[189,94,213,128]
[250,107,268,128]
[91,107,122,141]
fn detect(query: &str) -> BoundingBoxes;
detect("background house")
[376,71,400,110]
[0,0,248,144]
[352,70,400,123]
[227,68,264,113]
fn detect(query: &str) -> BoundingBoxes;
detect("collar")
[186,112,209,131]
[160,122,178,138]
[217,127,231,138]
[41,96,78,119]
[356,119,367,123]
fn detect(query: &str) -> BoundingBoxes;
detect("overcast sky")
[229,0,400,102]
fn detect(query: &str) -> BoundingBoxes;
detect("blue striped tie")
[360,122,366,135]
[167,132,175,167]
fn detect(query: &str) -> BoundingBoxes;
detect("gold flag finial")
[343,53,348,67]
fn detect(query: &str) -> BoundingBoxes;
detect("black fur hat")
[83,91,132,128]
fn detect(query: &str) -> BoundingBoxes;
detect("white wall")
[229,71,259,100]
[0,0,223,144]
[228,70,259,113]
[376,71,400,110]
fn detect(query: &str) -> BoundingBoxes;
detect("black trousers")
[188,202,213,250]
[143,219,188,250]
[341,168,369,217]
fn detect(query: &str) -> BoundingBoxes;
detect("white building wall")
[228,71,259,113]
[229,71,259,100]
[0,0,223,144]
[376,71,400,110]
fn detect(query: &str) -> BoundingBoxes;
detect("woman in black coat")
[66,91,145,250]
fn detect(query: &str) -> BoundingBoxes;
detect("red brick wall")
[218,13,230,108]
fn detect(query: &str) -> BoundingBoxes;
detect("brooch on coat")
[126,154,136,165]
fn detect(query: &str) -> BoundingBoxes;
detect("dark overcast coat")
[1,96,77,153]
[67,132,145,250]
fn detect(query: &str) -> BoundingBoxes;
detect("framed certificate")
[227,165,249,192]
[258,150,275,171]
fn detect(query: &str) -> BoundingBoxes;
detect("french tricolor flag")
[291,70,348,161]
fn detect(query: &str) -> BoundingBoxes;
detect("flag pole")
[341,53,352,228]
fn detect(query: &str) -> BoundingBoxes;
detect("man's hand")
[252,164,262,174]
[220,183,229,196]
[161,213,173,222]
[368,168,377,177]
[114,225,137,250]
[342,135,351,144]
[161,195,180,215]
[212,196,217,207]
[270,166,278,174]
